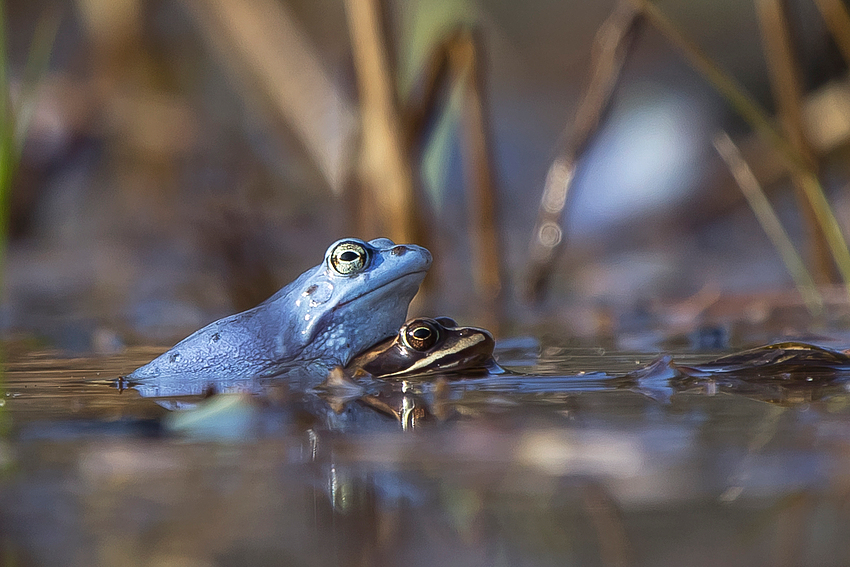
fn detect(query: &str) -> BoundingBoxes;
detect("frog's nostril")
[391,246,408,256]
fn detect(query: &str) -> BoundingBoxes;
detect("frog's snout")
[391,244,432,265]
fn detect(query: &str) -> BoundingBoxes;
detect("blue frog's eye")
[329,241,371,276]
[402,319,440,351]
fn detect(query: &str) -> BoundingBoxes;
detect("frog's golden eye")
[330,241,370,276]
[403,319,440,351]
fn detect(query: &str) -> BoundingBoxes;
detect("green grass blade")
[0,0,8,448]
[0,0,12,284]
[0,2,59,445]
[14,5,61,154]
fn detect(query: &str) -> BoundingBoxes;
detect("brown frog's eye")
[402,319,440,351]
[329,241,370,276]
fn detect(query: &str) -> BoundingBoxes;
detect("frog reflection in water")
[320,317,496,426]
[126,238,432,393]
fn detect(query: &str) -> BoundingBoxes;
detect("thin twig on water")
[524,0,643,302]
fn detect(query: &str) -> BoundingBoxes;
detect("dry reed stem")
[756,0,835,284]
[0,0,9,288]
[525,0,642,302]
[403,33,452,151]
[344,0,420,244]
[452,30,504,330]
[713,132,823,315]
[811,0,850,66]
[400,28,504,329]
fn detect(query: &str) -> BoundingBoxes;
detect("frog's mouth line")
[338,270,428,307]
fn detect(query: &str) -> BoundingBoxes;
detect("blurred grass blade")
[0,0,7,446]
[182,0,356,194]
[399,24,504,328]
[526,0,642,301]
[0,2,59,285]
[634,0,850,299]
[796,171,850,289]
[811,0,850,66]
[632,0,792,162]
[0,0,10,205]
[713,131,823,315]
[398,0,474,208]
[344,0,420,243]
[0,3,58,442]
[756,0,833,283]
[14,4,61,152]
[453,29,504,330]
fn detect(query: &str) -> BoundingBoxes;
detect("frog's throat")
[285,269,427,364]
[337,270,428,307]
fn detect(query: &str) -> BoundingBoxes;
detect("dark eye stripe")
[383,334,486,377]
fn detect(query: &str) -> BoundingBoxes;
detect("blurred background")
[2,0,850,353]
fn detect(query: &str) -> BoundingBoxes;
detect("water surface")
[3,342,850,567]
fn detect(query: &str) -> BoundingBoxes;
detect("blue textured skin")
[127,238,431,393]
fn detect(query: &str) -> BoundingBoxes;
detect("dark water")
[3,342,850,567]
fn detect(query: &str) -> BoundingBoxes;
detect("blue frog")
[126,238,431,392]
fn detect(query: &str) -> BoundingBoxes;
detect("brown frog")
[347,316,496,379]
[320,317,497,428]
